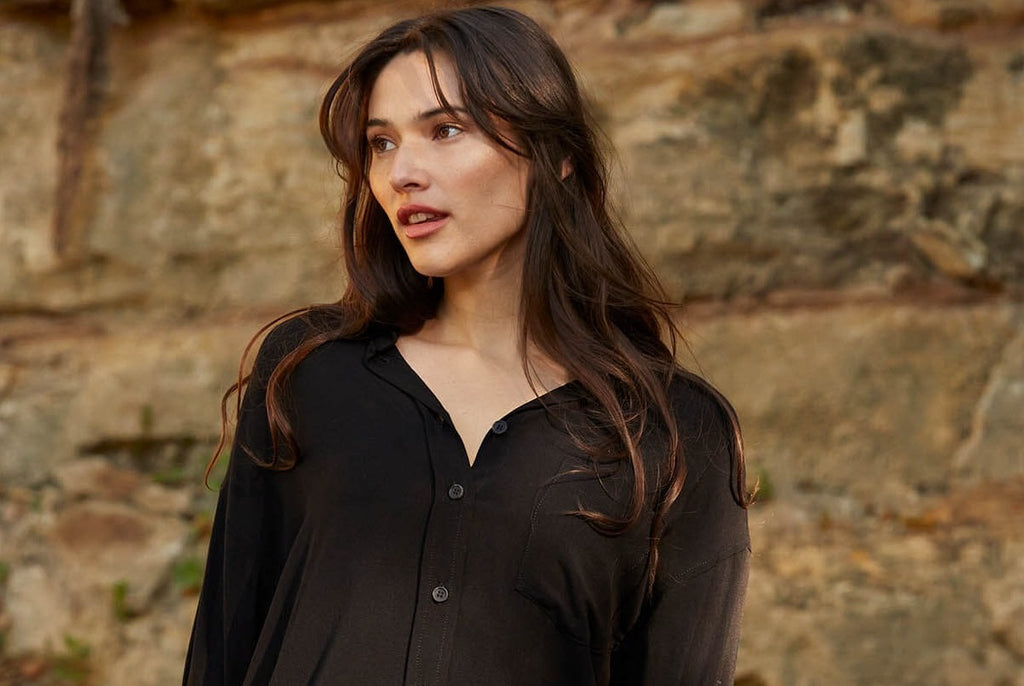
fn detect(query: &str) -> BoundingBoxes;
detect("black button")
[448,483,465,500]
[431,585,449,603]
[378,355,391,365]
[491,420,508,434]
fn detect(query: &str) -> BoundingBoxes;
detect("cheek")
[465,156,528,211]
[366,166,388,206]
[364,176,397,231]
[442,157,477,190]
[498,164,530,215]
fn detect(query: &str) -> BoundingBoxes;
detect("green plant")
[111,580,132,622]
[190,509,215,542]
[172,556,204,596]
[0,560,10,586]
[50,635,92,683]
[753,467,775,502]
[139,403,154,434]
[205,452,229,490]
[151,465,186,487]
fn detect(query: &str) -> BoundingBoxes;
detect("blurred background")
[1,0,1022,684]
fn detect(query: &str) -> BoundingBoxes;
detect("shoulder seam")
[660,542,751,587]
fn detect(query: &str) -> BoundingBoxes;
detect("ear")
[560,157,573,180]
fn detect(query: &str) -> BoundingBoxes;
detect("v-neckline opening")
[387,342,579,468]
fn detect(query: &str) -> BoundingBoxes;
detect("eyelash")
[435,123,463,139]
[368,136,395,154]
[367,123,464,154]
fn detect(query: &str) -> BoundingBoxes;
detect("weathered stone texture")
[0,318,260,488]
[0,20,64,290]
[951,325,1024,482]
[78,20,342,312]
[0,335,88,486]
[0,1,1022,684]
[689,304,1021,502]
[586,27,1024,298]
[741,478,1024,685]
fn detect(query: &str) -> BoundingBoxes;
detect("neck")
[413,265,569,391]
[430,267,523,356]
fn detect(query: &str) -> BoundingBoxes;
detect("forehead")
[367,51,462,120]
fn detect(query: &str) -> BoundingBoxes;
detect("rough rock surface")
[0,1,1022,684]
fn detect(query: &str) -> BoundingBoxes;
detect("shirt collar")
[362,325,586,413]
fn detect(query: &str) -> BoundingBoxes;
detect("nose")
[388,142,429,192]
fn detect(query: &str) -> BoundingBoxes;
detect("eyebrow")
[366,106,468,130]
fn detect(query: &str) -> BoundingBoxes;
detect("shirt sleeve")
[610,380,751,685]
[182,319,305,686]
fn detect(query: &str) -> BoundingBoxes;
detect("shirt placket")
[364,336,582,684]
[364,339,476,686]
[404,412,519,684]
[403,406,473,686]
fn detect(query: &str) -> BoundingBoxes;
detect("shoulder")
[667,370,741,485]
[667,370,735,429]
[248,307,382,382]
[654,370,749,582]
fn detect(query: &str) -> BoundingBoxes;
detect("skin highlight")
[365,52,531,288]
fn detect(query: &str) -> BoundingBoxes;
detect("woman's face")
[365,51,530,284]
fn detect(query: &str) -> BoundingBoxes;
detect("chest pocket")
[514,457,651,651]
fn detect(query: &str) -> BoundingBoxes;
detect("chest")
[394,340,563,466]
[284,372,649,647]
[421,367,540,465]
[283,340,651,647]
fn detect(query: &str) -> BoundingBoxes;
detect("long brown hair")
[212,6,749,590]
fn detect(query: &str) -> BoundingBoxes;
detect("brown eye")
[368,136,396,153]
[435,124,463,140]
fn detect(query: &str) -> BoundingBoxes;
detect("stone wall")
[1,1,1022,684]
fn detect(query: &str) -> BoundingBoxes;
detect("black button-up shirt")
[183,320,749,686]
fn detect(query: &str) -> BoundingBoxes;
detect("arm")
[610,546,749,685]
[182,319,306,685]
[182,447,274,686]
[611,380,751,685]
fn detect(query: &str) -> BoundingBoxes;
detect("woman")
[183,6,750,686]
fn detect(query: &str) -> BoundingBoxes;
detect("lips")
[397,204,447,225]
[397,204,449,239]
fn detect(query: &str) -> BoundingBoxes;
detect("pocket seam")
[514,459,646,649]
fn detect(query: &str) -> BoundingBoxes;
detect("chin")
[406,259,455,280]
[402,250,465,280]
